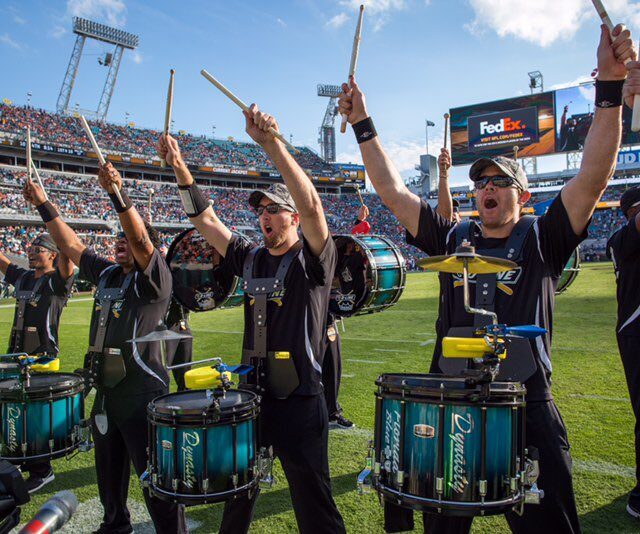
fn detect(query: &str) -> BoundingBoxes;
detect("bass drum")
[330,235,406,317]
[555,247,580,295]
[167,228,251,312]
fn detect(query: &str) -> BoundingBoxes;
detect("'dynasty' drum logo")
[6,406,20,452]
[448,413,474,494]
[383,406,401,474]
[181,431,200,489]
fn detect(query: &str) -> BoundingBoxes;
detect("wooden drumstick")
[161,69,175,168]
[356,185,364,206]
[513,145,520,161]
[79,115,125,207]
[443,113,450,150]
[30,160,48,202]
[200,69,300,154]
[590,0,640,131]
[340,4,365,134]
[26,126,32,183]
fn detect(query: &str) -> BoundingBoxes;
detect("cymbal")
[128,327,192,344]
[417,253,517,274]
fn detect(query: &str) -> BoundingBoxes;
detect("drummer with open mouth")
[158,102,346,534]
[0,231,74,493]
[24,169,186,534]
[338,21,636,534]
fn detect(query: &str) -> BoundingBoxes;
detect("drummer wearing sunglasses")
[0,230,74,493]
[339,20,637,534]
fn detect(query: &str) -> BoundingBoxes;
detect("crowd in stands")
[0,104,331,173]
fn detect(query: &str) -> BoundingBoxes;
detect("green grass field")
[0,264,637,533]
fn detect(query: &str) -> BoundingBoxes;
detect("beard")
[263,227,290,249]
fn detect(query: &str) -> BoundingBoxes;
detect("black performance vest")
[12,273,48,355]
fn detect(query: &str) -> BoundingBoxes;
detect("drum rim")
[145,474,259,506]
[331,234,406,317]
[148,388,259,422]
[376,373,526,398]
[0,372,84,400]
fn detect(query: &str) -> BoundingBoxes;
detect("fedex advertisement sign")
[467,107,539,152]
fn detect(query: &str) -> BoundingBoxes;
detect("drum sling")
[11,274,47,355]
[241,244,301,399]
[85,270,134,389]
[439,216,538,381]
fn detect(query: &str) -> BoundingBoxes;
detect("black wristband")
[178,182,210,217]
[352,117,377,144]
[595,79,624,108]
[36,201,59,223]
[108,189,132,213]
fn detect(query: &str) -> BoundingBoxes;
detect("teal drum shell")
[330,234,406,317]
[147,388,260,505]
[556,247,580,295]
[373,373,525,517]
[0,373,84,463]
[167,228,250,312]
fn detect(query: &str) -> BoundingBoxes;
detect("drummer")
[158,103,346,534]
[23,168,186,534]
[338,23,635,534]
[323,203,371,430]
[0,232,74,493]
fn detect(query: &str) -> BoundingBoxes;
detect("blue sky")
[2,0,640,186]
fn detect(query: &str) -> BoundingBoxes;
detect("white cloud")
[276,17,286,27]
[551,74,595,90]
[0,33,22,50]
[327,12,349,29]
[130,50,143,64]
[13,15,26,25]
[66,0,127,28]
[50,25,68,38]
[466,0,640,47]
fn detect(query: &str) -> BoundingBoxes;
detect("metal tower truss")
[56,17,139,121]
[317,84,342,162]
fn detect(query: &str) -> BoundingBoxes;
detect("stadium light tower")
[56,17,139,121]
[317,84,342,162]
[528,71,544,94]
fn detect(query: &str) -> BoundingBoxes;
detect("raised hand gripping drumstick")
[26,126,32,183]
[340,4,365,134]
[161,69,175,168]
[513,145,520,161]
[443,113,450,150]
[591,0,640,131]
[356,185,364,206]
[200,69,300,154]
[79,115,125,208]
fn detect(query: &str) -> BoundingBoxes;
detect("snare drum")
[556,247,580,295]
[167,228,251,312]
[330,235,406,317]
[372,374,526,516]
[144,388,260,505]
[0,373,86,463]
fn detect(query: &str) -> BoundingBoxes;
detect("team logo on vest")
[29,294,41,307]
[247,289,286,307]
[111,300,125,318]
[452,267,522,296]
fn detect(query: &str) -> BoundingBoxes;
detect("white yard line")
[344,358,384,365]
[373,348,409,353]
[569,393,629,403]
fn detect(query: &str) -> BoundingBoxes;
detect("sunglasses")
[256,204,288,216]
[27,246,50,254]
[474,175,517,190]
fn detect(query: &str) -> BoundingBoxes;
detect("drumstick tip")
[444,113,450,119]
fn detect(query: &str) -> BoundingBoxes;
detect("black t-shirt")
[5,265,73,355]
[79,248,172,395]
[406,194,586,401]
[607,220,640,336]
[223,235,337,396]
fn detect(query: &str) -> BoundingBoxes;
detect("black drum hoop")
[0,373,84,402]
[376,391,524,408]
[147,476,259,506]
[1,441,81,464]
[555,246,581,295]
[372,480,524,517]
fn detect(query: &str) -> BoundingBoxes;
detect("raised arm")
[23,180,86,266]
[244,104,329,256]
[0,251,11,275]
[97,163,155,270]
[56,250,74,281]
[158,134,233,256]
[436,148,454,221]
[561,24,636,235]
[338,77,422,237]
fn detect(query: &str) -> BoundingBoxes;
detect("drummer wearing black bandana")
[0,231,74,493]
[158,103,346,534]
[24,169,186,534]
[339,22,636,534]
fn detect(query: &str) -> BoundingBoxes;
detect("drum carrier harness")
[241,243,302,399]
[12,273,51,355]
[439,216,538,381]
[84,269,134,389]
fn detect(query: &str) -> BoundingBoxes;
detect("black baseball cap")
[469,156,528,191]
[31,233,58,253]
[620,186,640,217]
[249,183,298,213]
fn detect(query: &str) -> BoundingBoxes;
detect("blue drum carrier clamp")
[140,356,275,506]
[358,244,544,517]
